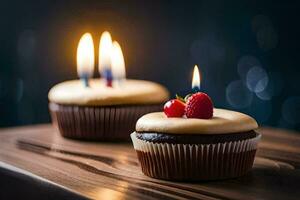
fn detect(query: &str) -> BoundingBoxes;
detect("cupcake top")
[48,79,169,106]
[136,108,258,134]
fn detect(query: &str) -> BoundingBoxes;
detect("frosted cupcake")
[49,79,169,141]
[131,92,260,180]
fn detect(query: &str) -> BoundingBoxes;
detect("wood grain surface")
[0,124,300,200]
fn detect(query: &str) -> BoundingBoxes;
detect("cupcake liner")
[49,103,163,141]
[131,132,261,180]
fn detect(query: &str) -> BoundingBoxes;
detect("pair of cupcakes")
[49,80,260,180]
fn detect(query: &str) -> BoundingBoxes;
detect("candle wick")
[113,78,122,88]
[192,86,200,93]
[106,79,113,87]
[82,77,89,87]
[80,73,90,87]
[104,69,113,88]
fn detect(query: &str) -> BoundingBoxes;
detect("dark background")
[0,0,299,131]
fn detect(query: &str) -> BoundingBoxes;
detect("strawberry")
[164,99,186,117]
[185,92,213,119]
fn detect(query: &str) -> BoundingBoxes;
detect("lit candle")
[192,65,201,93]
[77,33,95,87]
[111,41,126,86]
[99,31,113,87]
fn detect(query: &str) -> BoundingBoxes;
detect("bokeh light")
[226,80,253,109]
[255,71,283,100]
[246,66,269,93]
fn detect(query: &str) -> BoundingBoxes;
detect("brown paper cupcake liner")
[49,103,163,141]
[131,132,261,181]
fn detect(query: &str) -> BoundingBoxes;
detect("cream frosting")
[136,109,258,134]
[48,79,169,106]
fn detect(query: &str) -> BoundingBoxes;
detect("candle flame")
[192,65,201,90]
[99,31,113,75]
[111,41,126,80]
[76,33,94,78]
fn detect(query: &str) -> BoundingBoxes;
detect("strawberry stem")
[175,94,185,103]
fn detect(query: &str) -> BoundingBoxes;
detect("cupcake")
[49,79,169,141]
[131,92,260,180]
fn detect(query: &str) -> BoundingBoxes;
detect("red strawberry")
[164,99,186,117]
[185,92,213,119]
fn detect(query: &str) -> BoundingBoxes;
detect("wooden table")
[0,124,299,200]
